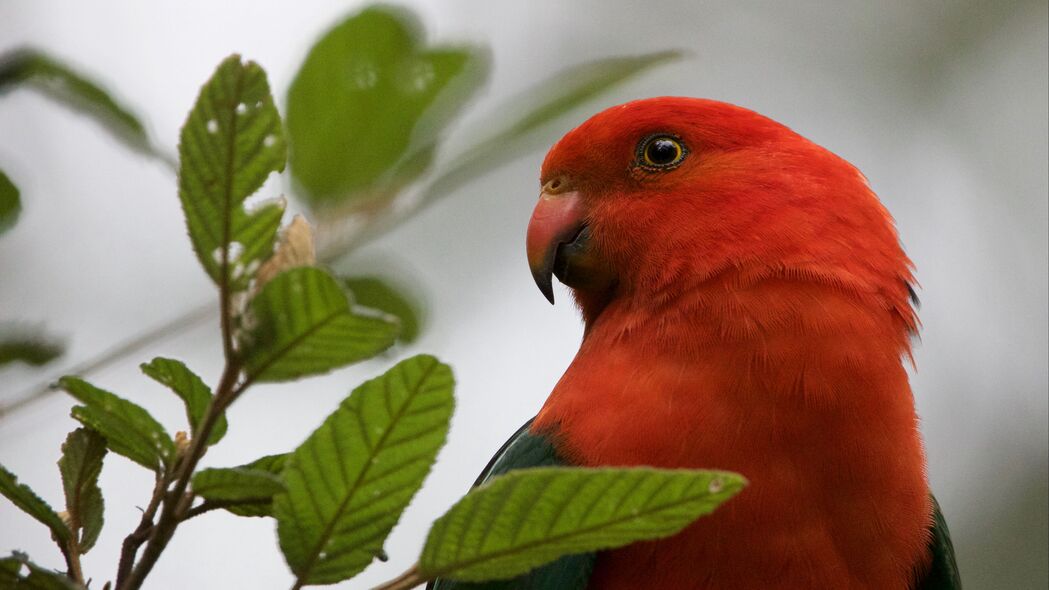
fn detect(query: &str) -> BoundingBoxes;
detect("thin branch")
[62,537,85,587]
[0,303,214,419]
[117,358,242,590]
[114,472,167,589]
[369,564,428,590]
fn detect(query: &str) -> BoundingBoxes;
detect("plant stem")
[117,358,242,590]
[63,538,86,587]
[370,564,427,590]
[114,472,167,588]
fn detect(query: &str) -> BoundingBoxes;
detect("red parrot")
[432,97,959,589]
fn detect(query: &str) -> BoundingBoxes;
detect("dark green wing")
[428,418,596,590]
[916,495,962,589]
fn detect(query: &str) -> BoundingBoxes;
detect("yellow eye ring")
[637,134,687,170]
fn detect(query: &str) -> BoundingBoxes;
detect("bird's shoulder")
[915,496,962,589]
[429,418,595,590]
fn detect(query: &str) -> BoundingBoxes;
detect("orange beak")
[526,190,586,304]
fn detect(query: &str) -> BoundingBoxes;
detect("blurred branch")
[0,304,213,419]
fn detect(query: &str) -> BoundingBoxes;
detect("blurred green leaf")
[178,54,287,292]
[0,326,64,368]
[0,552,79,590]
[428,51,681,197]
[58,428,106,553]
[286,5,487,208]
[0,168,19,234]
[241,267,399,383]
[343,276,425,343]
[140,357,226,445]
[421,467,744,582]
[221,454,288,517]
[0,465,71,548]
[59,376,174,472]
[0,48,158,160]
[276,355,454,585]
[192,467,285,503]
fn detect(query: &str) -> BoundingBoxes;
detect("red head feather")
[539,97,917,337]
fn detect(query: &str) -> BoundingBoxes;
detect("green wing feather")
[916,496,962,589]
[428,419,596,590]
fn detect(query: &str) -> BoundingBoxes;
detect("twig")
[118,358,242,590]
[62,538,86,587]
[114,473,167,588]
[370,564,427,590]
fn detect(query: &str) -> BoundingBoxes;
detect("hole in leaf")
[228,242,245,262]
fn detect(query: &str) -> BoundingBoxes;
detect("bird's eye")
[637,135,687,170]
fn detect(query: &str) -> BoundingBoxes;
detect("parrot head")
[526,97,916,330]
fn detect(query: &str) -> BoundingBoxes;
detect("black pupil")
[646,138,679,165]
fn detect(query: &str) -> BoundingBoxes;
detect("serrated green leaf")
[178,54,287,291]
[192,467,285,503]
[220,454,288,517]
[0,48,155,160]
[426,51,681,198]
[0,168,20,234]
[0,465,71,547]
[140,357,226,445]
[286,5,487,208]
[59,377,174,472]
[57,428,106,553]
[277,355,454,585]
[0,325,64,368]
[420,467,745,582]
[343,276,425,343]
[241,267,399,382]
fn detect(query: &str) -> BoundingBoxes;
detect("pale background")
[1,1,1046,588]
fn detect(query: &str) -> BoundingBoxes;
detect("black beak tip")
[533,268,555,305]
